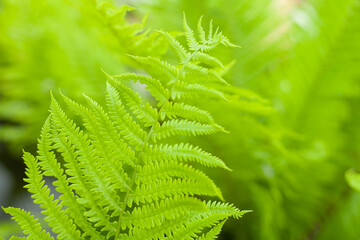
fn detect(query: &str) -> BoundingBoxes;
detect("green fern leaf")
[170,201,249,240]
[23,152,82,239]
[151,120,225,142]
[4,15,249,240]
[197,220,226,240]
[183,13,200,51]
[171,81,228,100]
[106,82,147,148]
[50,121,117,235]
[50,96,123,222]
[160,101,214,124]
[127,178,221,207]
[142,143,230,170]
[193,52,224,68]
[121,197,207,229]
[197,16,207,44]
[113,73,170,106]
[3,207,53,240]
[136,160,223,200]
[105,73,158,127]
[129,55,179,83]
[61,93,133,185]
[37,117,105,239]
[157,30,190,62]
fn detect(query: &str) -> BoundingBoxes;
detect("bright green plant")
[2,17,250,239]
[2,0,360,239]
[0,0,165,155]
[134,0,360,239]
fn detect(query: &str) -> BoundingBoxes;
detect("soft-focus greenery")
[0,0,165,154]
[1,0,360,239]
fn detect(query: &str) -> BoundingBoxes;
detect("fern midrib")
[114,43,206,240]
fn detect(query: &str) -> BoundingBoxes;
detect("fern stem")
[114,43,205,240]
[114,126,156,240]
[114,167,137,239]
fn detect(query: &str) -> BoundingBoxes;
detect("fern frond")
[157,30,190,62]
[219,35,239,48]
[125,202,249,240]
[197,220,226,240]
[23,152,82,239]
[3,207,53,240]
[170,201,249,240]
[143,143,230,170]
[37,117,105,239]
[113,73,170,106]
[151,120,225,142]
[50,95,122,216]
[161,101,214,124]
[136,160,223,199]
[106,82,147,148]
[129,55,179,83]
[183,13,199,51]
[197,16,207,44]
[4,16,248,240]
[51,128,117,235]
[171,81,228,100]
[193,52,224,68]
[61,93,133,187]
[180,70,228,88]
[105,73,158,127]
[121,197,207,229]
[128,179,221,206]
[83,94,136,168]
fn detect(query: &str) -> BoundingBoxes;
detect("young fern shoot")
[3,16,250,240]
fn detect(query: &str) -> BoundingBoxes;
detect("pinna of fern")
[2,16,250,239]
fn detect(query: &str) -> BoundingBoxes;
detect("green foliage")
[346,170,360,193]
[2,18,250,239]
[2,0,360,239]
[133,0,360,239]
[0,0,165,155]
[3,207,53,240]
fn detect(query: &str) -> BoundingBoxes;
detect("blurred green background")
[1,0,360,239]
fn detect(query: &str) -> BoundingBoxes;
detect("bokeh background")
[1,0,360,239]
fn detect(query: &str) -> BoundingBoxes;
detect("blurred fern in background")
[0,0,165,155]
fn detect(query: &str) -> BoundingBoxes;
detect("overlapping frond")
[96,2,166,58]
[22,152,82,239]
[4,16,249,239]
[3,207,53,240]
